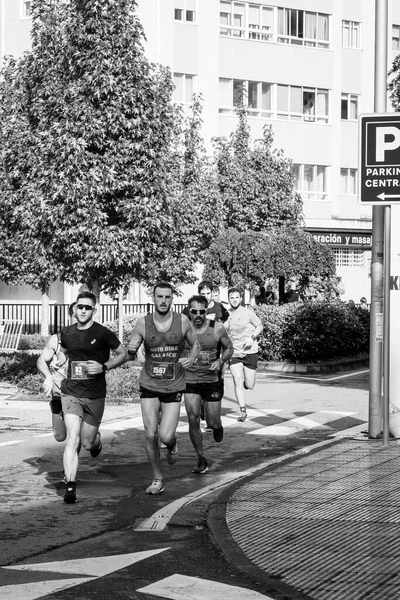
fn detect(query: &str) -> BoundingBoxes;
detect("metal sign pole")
[369,0,388,439]
[383,205,391,446]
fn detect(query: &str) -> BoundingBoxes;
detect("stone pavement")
[216,434,400,600]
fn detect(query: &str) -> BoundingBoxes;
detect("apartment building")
[2,0,400,303]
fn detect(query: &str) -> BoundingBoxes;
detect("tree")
[213,102,303,233]
[143,94,223,290]
[388,54,400,109]
[202,227,336,296]
[0,0,181,307]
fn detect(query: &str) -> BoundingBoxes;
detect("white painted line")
[101,417,144,431]
[137,573,274,599]
[0,440,23,447]
[247,411,359,437]
[4,549,169,577]
[0,578,94,600]
[260,369,369,382]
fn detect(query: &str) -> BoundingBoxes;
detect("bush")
[105,363,140,401]
[18,333,48,350]
[104,313,144,347]
[254,301,369,363]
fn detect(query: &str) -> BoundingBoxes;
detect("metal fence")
[0,303,187,335]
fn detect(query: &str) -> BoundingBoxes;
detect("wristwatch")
[102,364,108,372]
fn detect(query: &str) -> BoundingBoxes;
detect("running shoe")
[90,433,102,457]
[61,472,67,484]
[204,426,213,432]
[213,425,224,443]
[192,456,208,474]
[167,440,179,465]
[146,479,164,495]
[237,408,247,422]
[64,482,77,504]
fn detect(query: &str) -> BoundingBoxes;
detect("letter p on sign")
[376,126,400,162]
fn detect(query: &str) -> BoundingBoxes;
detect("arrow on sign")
[377,192,400,201]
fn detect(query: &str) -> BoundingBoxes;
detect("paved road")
[0,369,369,599]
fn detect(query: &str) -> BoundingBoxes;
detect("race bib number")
[151,362,175,380]
[198,350,212,365]
[70,361,95,380]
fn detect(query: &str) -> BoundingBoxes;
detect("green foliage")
[214,108,303,232]
[105,363,140,401]
[18,334,47,350]
[0,0,185,298]
[254,301,369,363]
[203,227,336,292]
[388,54,400,110]
[104,312,142,347]
[0,352,39,382]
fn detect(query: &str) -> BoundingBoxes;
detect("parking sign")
[359,113,400,204]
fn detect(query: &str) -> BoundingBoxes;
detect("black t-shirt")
[182,301,229,323]
[60,322,120,398]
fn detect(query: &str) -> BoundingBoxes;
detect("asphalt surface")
[0,367,379,600]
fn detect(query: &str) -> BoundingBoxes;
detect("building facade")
[1,0,400,303]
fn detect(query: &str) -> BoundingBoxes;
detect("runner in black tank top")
[127,281,200,495]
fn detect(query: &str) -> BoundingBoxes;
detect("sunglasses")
[76,304,95,311]
[189,309,207,315]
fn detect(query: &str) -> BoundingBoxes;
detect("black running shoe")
[192,455,208,474]
[213,425,224,443]
[90,433,102,458]
[64,482,77,504]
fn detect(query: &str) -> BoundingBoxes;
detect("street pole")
[369,0,388,438]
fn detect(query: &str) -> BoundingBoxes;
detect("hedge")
[253,300,370,363]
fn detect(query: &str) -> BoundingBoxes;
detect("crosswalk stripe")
[0,578,94,600]
[137,573,274,599]
[248,410,359,436]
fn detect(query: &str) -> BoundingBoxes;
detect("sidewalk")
[220,434,400,600]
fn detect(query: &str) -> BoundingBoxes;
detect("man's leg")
[141,396,163,488]
[229,361,246,409]
[159,400,181,463]
[243,365,257,390]
[185,393,204,456]
[204,400,222,430]
[63,413,82,483]
[50,397,66,442]
[230,361,248,421]
[184,393,209,474]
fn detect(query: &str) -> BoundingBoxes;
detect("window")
[340,168,357,195]
[175,0,195,23]
[277,85,329,123]
[173,73,195,103]
[342,20,360,48]
[248,4,274,41]
[22,1,31,18]
[333,248,364,267]
[393,25,400,51]
[219,78,272,117]
[341,94,358,120]
[220,1,274,42]
[277,8,329,48]
[293,164,328,200]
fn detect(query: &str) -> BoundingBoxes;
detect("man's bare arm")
[210,324,234,371]
[179,315,200,368]
[126,317,145,362]
[36,334,58,396]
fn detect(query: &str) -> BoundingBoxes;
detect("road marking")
[248,411,358,436]
[2,550,169,600]
[0,440,23,447]
[1,578,95,600]
[137,573,274,599]
[260,369,369,382]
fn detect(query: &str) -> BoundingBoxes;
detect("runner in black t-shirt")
[37,291,127,504]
